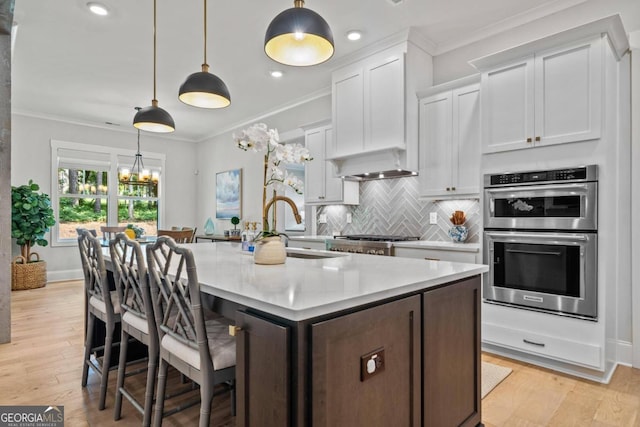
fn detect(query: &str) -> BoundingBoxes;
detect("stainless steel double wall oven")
[483,165,598,319]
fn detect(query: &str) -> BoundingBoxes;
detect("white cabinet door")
[452,85,481,195]
[534,37,602,147]
[332,66,364,157]
[305,125,359,205]
[481,57,534,153]
[322,129,344,203]
[305,127,327,203]
[481,36,602,154]
[419,92,452,197]
[419,82,480,198]
[366,50,405,151]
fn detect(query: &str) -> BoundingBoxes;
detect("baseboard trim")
[613,339,633,366]
[47,269,83,283]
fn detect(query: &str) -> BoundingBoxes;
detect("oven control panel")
[486,165,597,187]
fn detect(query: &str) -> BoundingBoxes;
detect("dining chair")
[110,233,158,427]
[101,225,127,243]
[146,236,236,427]
[78,228,121,410]
[157,229,194,244]
[182,227,197,243]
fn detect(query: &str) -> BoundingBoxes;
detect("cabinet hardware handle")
[451,187,456,191]
[526,137,532,143]
[229,325,242,336]
[535,136,541,142]
[424,257,440,261]
[523,339,545,347]
[446,187,450,191]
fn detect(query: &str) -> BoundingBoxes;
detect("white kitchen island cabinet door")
[481,36,602,154]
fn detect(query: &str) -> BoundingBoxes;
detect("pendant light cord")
[203,0,207,66]
[153,0,157,101]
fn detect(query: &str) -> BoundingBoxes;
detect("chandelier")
[120,110,159,186]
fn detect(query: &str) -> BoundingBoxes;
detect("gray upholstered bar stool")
[146,236,236,427]
[78,228,121,410]
[110,233,158,427]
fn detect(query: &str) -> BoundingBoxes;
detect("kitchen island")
[184,242,488,427]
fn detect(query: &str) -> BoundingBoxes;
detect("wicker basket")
[11,252,47,291]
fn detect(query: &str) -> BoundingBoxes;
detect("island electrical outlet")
[360,348,385,381]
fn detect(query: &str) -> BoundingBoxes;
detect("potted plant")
[11,180,56,290]
[230,216,241,237]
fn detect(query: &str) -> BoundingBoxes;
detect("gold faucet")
[263,196,302,231]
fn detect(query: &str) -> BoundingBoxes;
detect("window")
[51,140,165,246]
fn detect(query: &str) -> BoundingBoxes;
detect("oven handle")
[485,231,589,241]
[485,183,591,193]
[506,249,563,256]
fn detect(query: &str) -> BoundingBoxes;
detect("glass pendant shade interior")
[133,0,175,132]
[265,0,334,66]
[179,0,231,108]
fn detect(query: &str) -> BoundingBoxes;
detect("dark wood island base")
[233,275,481,427]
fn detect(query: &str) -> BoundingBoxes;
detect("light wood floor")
[2,280,640,426]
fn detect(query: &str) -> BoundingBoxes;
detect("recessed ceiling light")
[87,2,109,16]
[346,30,362,41]
[270,70,284,78]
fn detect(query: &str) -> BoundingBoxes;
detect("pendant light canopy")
[134,0,175,133]
[179,0,231,108]
[265,0,334,67]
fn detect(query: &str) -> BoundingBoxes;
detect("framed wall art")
[216,168,242,219]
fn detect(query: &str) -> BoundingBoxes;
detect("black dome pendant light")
[265,0,334,67]
[178,0,230,108]
[133,0,175,133]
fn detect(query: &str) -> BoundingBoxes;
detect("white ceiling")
[11,0,590,142]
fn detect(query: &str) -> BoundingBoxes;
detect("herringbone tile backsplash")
[316,177,481,243]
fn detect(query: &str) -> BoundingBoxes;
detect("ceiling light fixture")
[133,0,175,133]
[178,0,231,108]
[346,30,361,41]
[121,108,156,186]
[264,0,334,67]
[87,2,109,16]
[270,70,284,78]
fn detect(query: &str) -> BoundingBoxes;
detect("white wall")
[630,31,640,367]
[10,114,198,281]
[195,94,331,235]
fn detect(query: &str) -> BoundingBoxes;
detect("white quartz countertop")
[179,243,487,321]
[393,240,481,252]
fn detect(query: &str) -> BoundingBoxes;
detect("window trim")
[50,139,166,247]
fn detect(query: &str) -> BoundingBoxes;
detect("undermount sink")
[285,248,347,259]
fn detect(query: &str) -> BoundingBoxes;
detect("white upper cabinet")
[418,78,480,199]
[332,67,365,156]
[329,34,432,176]
[304,124,359,205]
[479,36,602,153]
[332,45,406,157]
